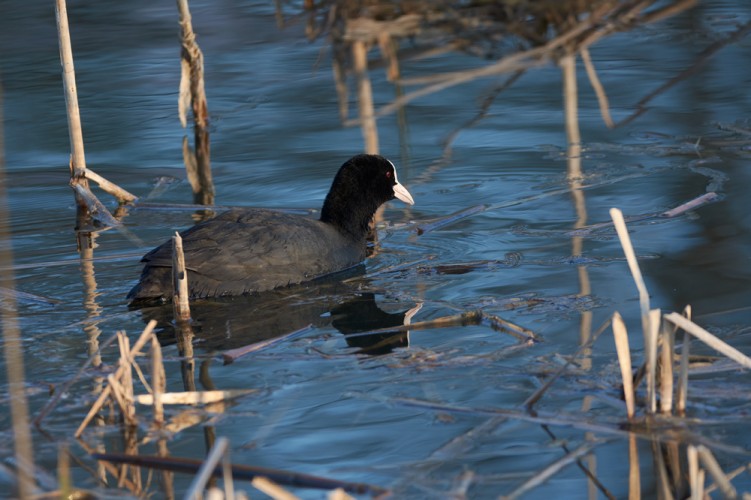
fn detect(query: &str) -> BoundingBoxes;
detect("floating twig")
[134,389,257,406]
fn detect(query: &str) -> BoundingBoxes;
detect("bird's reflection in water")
[133,276,418,356]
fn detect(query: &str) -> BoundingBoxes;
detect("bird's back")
[127,209,366,303]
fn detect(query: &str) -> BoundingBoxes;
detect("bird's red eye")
[386,171,392,179]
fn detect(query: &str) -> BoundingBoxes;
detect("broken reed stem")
[75,321,157,437]
[55,0,86,180]
[84,168,137,204]
[172,232,191,321]
[611,312,635,419]
[150,336,165,425]
[116,332,137,426]
[185,437,230,499]
[664,312,751,369]
[659,319,675,414]
[610,208,651,342]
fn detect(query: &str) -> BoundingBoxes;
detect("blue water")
[1,1,751,497]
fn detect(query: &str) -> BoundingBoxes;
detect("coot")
[127,154,414,303]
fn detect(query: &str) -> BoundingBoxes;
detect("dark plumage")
[127,154,414,304]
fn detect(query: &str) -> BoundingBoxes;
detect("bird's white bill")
[393,182,415,205]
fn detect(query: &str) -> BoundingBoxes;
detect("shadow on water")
[136,283,416,357]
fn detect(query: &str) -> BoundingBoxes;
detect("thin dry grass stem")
[611,312,636,419]
[610,208,651,337]
[645,309,661,414]
[150,337,165,425]
[664,312,751,369]
[352,40,379,154]
[502,441,599,500]
[83,168,137,204]
[676,307,691,414]
[581,47,614,128]
[75,321,157,437]
[185,437,233,500]
[252,476,299,500]
[695,445,739,499]
[172,232,191,321]
[116,332,137,426]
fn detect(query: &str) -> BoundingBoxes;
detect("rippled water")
[2,1,751,498]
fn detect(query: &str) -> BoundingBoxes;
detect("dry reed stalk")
[645,309,661,414]
[116,332,137,425]
[659,319,675,414]
[84,168,137,204]
[352,40,379,154]
[611,312,635,419]
[55,0,129,223]
[172,232,191,321]
[610,208,651,334]
[150,336,165,425]
[695,445,738,499]
[664,312,751,369]
[252,476,299,500]
[675,306,691,414]
[54,0,86,185]
[75,321,157,437]
[185,437,230,499]
[177,0,214,206]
